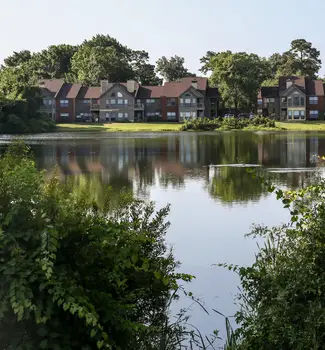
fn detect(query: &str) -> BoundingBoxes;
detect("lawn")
[276,121,325,131]
[56,122,182,132]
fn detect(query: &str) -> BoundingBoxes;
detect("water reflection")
[19,132,325,204]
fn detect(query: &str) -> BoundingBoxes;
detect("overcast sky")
[1,0,325,75]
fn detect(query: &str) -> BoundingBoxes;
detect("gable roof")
[77,86,101,99]
[39,79,64,97]
[100,83,135,99]
[136,77,212,99]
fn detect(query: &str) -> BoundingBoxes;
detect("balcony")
[134,103,144,110]
[180,103,205,109]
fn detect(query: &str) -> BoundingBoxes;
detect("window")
[294,110,300,120]
[266,98,275,103]
[167,112,177,121]
[288,110,293,120]
[117,99,123,104]
[60,99,69,107]
[111,92,116,97]
[192,98,196,104]
[300,97,305,106]
[124,113,128,118]
[118,113,124,120]
[60,113,69,119]
[167,98,176,106]
[310,110,319,119]
[185,98,191,104]
[146,99,155,104]
[124,99,128,105]
[293,96,299,106]
[180,98,184,104]
[83,99,90,104]
[109,99,116,105]
[309,96,318,104]
[281,97,287,103]
[257,99,262,105]
[117,92,123,98]
[288,97,292,107]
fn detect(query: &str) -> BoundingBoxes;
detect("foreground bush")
[229,182,325,349]
[0,143,190,349]
[181,116,275,131]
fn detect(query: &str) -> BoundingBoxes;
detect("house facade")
[258,76,325,121]
[39,77,219,123]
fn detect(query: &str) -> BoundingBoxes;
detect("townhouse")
[39,77,218,123]
[258,76,325,120]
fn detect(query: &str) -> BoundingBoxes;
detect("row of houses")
[258,76,325,121]
[39,77,219,123]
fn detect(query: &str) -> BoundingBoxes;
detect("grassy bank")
[56,122,182,132]
[276,121,325,131]
[56,121,325,133]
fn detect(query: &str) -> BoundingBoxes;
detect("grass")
[276,121,325,131]
[56,122,182,133]
[56,121,325,133]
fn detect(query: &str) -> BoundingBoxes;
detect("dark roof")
[39,79,64,97]
[259,86,279,98]
[278,76,324,96]
[77,86,101,99]
[136,77,213,98]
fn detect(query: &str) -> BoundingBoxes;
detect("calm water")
[1,130,325,341]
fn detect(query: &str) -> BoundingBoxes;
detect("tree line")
[0,35,322,132]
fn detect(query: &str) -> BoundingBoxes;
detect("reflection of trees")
[207,167,266,204]
[25,131,325,206]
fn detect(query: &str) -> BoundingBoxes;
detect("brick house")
[258,76,325,121]
[39,77,218,123]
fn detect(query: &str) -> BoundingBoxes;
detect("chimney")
[127,80,136,93]
[286,79,293,89]
[100,80,113,94]
[191,79,198,90]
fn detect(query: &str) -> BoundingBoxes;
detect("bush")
[0,143,191,349]
[181,116,275,131]
[229,183,325,349]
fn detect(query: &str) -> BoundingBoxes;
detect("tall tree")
[199,51,217,74]
[2,50,32,68]
[156,55,195,82]
[129,50,162,85]
[31,44,78,80]
[209,51,269,111]
[286,39,321,77]
[70,45,134,85]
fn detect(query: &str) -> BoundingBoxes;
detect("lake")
[1,130,324,343]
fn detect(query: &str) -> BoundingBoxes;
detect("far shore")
[55,121,325,133]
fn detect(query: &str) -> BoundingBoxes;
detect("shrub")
[0,143,191,349]
[181,116,275,131]
[229,183,325,349]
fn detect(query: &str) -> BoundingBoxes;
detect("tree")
[230,181,325,349]
[286,39,321,78]
[156,55,195,82]
[199,51,217,74]
[70,45,134,85]
[31,44,78,80]
[0,143,191,349]
[130,50,162,85]
[209,51,269,111]
[2,50,32,68]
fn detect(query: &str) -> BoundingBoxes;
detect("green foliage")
[207,51,269,111]
[0,143,191,349]
[181,116,275,131]
[228,182,325,349]
[155,55,195,82]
